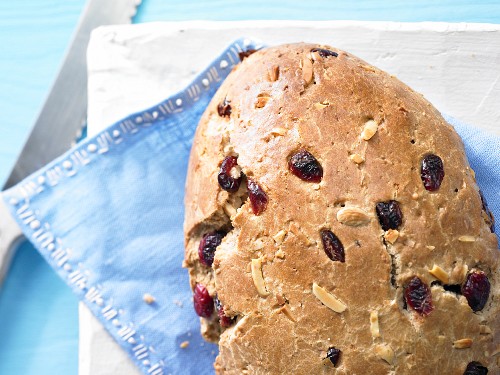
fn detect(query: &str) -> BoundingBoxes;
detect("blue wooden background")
[0,1,499,374]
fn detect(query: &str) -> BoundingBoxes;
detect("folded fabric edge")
[2,37,264,375]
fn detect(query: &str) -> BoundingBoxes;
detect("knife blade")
[0,0,142,284]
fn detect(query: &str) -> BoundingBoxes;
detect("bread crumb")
[411,192,419,200]
[180,341,189,349]
[143,293,155,304]
[426,245,435,250]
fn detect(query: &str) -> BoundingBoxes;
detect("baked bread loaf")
[183,43,499,374]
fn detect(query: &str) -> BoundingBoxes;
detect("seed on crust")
[429,264,450,284]
[312,283,347,313]
[361,120,378,141]
[453,338,473,349]
[251,258,270,297]
[337,207,371,226]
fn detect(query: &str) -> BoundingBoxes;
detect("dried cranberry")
[326,347,341,366]
[239,49,257,61]
[193,284,214,318]
[464,361,488,375]
[311,48,338,58]
[214,296,235,328]
[288,149,323,183]
[479,190,495,233]
[376,200,403,231]
[218,156,242,192]
[320,230,345,262]
[421,154,444,191]
[198,231,225,267]
[247,178,268,215]
[462,271,490,312]
[217,98,231,118]
[404,276,433,316]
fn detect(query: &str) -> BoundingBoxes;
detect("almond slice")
[458,235,476,242]
[337,207,371,226]
[429,264,450,284]
[361,120,378,141]
[251,258,270,297]
[301,56,313,85]
[374,344,395,364]
[312,283,346,313]
[349,153,365,164]
[273,229,287,245]
[480,325,492,335]
[384,229,399,244]
[370,311,381,338]
[453,338,473,349]
[270,127,287,136]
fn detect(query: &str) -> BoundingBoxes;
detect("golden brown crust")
[184,43,499,374]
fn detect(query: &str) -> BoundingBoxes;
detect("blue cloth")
[2,39,499,375]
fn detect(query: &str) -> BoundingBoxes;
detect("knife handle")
[0,195,23,284]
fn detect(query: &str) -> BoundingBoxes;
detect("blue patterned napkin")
[2,39,498,375]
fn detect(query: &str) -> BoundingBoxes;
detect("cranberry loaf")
[183,43,499,374]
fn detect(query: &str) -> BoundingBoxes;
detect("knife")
[0,0,142,284]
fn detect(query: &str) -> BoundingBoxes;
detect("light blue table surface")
[0,1,499,374]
